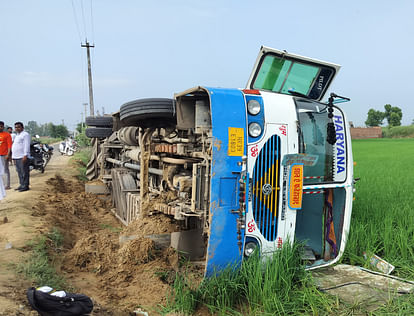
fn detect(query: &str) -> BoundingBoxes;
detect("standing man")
[7,126,16,143]
[0,121,12,190]
[6,126,15,166]
[12,122,31,192]
[0,151,5,200]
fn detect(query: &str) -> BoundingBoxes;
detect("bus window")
[252,54,335,100]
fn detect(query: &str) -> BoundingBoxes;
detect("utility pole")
[81,40,95,116]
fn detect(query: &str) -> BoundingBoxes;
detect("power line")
[90,0,95,44]
[89,0,95,62]
[80,0,88,40]
[73,0,97,118]
[70,0,82,43]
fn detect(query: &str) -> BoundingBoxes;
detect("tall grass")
[344,138,414,277]
[163,243,339,315]
[382,125,414,138]
[16,227,67,289]
[70,148,92,181]
[75,128,91,147]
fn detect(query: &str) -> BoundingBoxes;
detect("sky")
[1,0,413,131]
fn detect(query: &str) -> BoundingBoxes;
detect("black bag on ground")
[27,287,93,316]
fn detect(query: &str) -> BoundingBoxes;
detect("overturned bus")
[86,46,355,276]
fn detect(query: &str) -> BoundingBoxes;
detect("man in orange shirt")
[0,121,12,190]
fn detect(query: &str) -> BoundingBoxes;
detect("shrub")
[382,125,414,138]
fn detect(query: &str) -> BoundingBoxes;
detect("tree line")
[365,104,403,127]
[23,121,69,139]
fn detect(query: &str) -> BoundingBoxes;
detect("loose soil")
[0,153,202,315]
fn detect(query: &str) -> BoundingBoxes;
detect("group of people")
[0,121,31,200]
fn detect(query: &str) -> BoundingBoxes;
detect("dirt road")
[0,153,72,314]
[0,152,189,315]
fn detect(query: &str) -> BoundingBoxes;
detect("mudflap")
[205,88,247,277]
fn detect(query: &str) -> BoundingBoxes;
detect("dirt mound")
[65,232,119,273]
[46,174,80,193]
[32,175,184,313]
[66,234,159,274]
[118,237,156,265]
[123,213,178,236]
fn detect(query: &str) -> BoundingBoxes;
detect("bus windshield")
[296,99,344,184]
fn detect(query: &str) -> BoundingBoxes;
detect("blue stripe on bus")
[205,87,247,277]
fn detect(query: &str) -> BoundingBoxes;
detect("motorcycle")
[29,141,45,173]
[59,138,77,156]
[40,143,54,167]
[32,135,53,168]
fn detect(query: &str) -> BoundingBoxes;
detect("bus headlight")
[247,100,261,115]
[244,242,258,257]
[248,122,262,137]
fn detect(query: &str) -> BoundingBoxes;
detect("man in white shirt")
[12,122,31,192]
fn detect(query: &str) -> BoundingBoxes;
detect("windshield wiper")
[328,92,351,104]
[288,89,310,99]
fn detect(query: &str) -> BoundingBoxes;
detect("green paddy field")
[346,138,414,274]
[341,138,414,314]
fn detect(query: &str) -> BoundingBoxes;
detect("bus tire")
[85,116,113,127]
[120,98,175,127]
[85,127,113,138]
